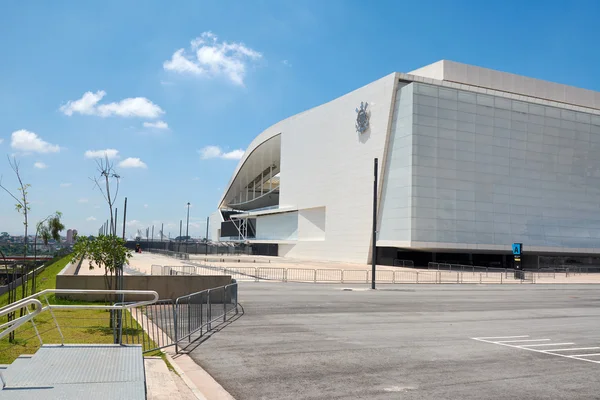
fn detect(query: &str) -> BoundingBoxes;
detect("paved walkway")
[189,282,600,400]
[77,254,192,276]
[188,254,399,271]
[145,357,196,400]
[77,253,600,284]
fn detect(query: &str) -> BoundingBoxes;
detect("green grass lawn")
[0,255,71,307]
[0,255,163,364]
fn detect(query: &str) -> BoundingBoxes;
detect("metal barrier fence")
[427,262,579,279]
[120,299,176,353]
[174,283,238,352]
[427,262,511,276]
[145,245,252,256]
[151,264,536,284]
[0,284,239,359]
[147,248,190,260]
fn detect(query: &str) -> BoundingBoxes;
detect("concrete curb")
[164,350,236,400]
[128,304,236,400]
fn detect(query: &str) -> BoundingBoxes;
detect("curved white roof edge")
[218,72,399,207]
[218,129,282,208]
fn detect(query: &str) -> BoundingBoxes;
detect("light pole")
[178,220,182,252]
[205,216,209,256]
[185,202,191,253]
[372,158,378,290]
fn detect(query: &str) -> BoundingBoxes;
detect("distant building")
[65,229,77,244]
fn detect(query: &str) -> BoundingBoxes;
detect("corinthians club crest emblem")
[355,102,370,133]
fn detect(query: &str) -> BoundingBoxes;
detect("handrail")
[0,298,43,341]
[5,289,159,311]
[0,290,158,343]
[0,289,159,390]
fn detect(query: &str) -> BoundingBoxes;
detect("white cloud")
[126,219,141,226]
[143,121,169,130]
[282,59,291,67]
[86,216,97,221]
[11,130,60,154]
[0,138,4,144]
[93,205,101,209]
[34,162,48,169]
[78,198,89,203]
[84,149,119,159]
[144,204,149,208]
[222,149,245,160]
[198,145,244,160]
[163,31,262,85]
[118,157,147,169]
[59,90,105,116]
[60,90,164,118]
[60,183,72,188]
[192,177,200,181]
[164,49,203,75]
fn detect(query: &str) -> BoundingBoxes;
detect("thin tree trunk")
[32,232,37,294]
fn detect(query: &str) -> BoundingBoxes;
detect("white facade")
[215,60,600,264]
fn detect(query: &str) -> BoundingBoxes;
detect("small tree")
[92,156,120,236]
[33,211,65,292]
[0,156,31,335]
[71,235,132,292]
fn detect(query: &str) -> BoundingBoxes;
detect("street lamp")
[185,202,191,253]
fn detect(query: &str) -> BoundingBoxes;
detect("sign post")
[512,243,523,280]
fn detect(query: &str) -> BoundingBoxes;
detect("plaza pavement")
[189,282,600,400]
[76,253,600,284]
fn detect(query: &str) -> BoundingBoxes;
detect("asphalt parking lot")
[189,283,600,400]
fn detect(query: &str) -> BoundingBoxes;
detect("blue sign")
[512,243,522,255]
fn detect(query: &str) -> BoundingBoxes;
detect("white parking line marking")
[472,336,600,365]
[571,353,600,357]
[549,347,600,352]
[520,343,574,347]
[496,339,550,343]
[476,335,530,340]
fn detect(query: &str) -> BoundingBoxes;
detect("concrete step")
[1,344,146,400]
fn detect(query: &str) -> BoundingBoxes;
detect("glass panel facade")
[383,81,600,249]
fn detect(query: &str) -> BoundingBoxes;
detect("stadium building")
[210,60,600,268]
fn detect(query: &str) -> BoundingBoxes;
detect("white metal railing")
[0,289,158,343]
[0,289,158,389]
[0,298,44,342]
[152,263,538,285]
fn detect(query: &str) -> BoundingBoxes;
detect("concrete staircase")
[0,344,146,399]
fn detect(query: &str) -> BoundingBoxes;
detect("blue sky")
[1,0,599,237]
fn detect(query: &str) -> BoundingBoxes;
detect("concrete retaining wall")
[55,274,232,301]
[58,258,81,276]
